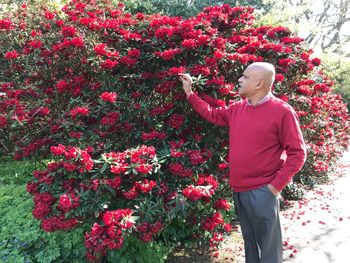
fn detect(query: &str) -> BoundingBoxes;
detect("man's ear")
[255,79,263,89]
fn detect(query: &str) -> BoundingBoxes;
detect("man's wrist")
[186,91,193,98]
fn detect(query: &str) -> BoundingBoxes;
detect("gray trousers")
[233,185,283,263]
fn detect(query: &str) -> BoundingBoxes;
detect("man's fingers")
[178,73,192,82]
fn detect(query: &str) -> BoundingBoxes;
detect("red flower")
[278,58,296,68]
[275,73,285,82]
[213,50,225,59]
[0,18,13,30]
[50,144,66,156]
[197,34,210,45]
[4,50,19,60]
[223,223,232,232]
[190,65,211,76]
[70,36,84,47]
[101,59,118,69]
[214,198,231,210]
[218,163,228,170]
[182,39,197,49]
[44,11,56,20]
[187,150,206,165]
[69,131,83,139]
[141,130,166,141]
[61,26,77,37]
[212,37,227,49]
[55,79,68,90]
[59,193,80,212]
[70,106,89,119]
[33,203,51,219]
[135,179,157,193]
[28,40,43,49]
[197,175,218,191]
[119,56,137,66]
[136,222,163,242]
[127,48,141,58]
[168,163,192,177]
[136,13,145,20]
[279,95,289,102]
[312,58,321,66]
[105,176,122,189]
[168,114,185,129]
[101,112,120,125]
[26,182,39,194]
[100,92,118,103]
[170,149,184,158]
[202,212,224,232]
[183,185,212,201]
[110,162,128,174]
[41,216,78,232]
[0,115,7,128]
[103,209,134,228]
[123,187,138,200]
[154,27,175,39]
[154,48,182,61]
[94,43,107,56]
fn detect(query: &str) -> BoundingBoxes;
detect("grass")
[0,156,43,185]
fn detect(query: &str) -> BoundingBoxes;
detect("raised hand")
[179,73,193,98]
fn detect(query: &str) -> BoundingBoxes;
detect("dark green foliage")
[0,157,40,185]
[281,183,306,200]
[124,0,268,18]
[107,235,169,263]
[320,57,350,112]
[0,184,86,263]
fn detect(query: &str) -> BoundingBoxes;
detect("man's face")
[238,66,259,97]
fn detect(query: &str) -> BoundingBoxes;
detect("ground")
[167,151,350,263]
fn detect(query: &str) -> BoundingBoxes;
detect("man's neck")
[248,92,272,106]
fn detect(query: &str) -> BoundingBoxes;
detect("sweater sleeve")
[270,109,307,192]
[187,93,231,127]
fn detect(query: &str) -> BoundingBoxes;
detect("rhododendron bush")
[0,0,349,261]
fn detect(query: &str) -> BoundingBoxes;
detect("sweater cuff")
[270,178,288,192]
[187,92,196,102]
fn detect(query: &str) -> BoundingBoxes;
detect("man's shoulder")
[270,96,295,113]
[228,98,246,107]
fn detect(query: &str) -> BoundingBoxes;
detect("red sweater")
[187,93,307,192]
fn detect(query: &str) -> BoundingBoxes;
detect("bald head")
[246,62,276,90]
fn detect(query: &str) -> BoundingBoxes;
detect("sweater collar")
[247,92,273,106]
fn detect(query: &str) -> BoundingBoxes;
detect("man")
[179,62,307,263]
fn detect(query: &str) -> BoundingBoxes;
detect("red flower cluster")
[41,215,78,232]
[168,162,193,177]
[100,111,120,125]
[141,130,167,141]
[70,106,89,119]
[0,115,7,128]
[50,145,94,172]
[85,223,123,262]
[187,149,212,165]
[85,209,136,261]
[58,192,80,212]
[202,212,225,232]
[214,198,231,210]
[136,221,163,242]
[100,92,118,103]
[183,185,212,201]
[4,50,19,60]
[32,192,55,219]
